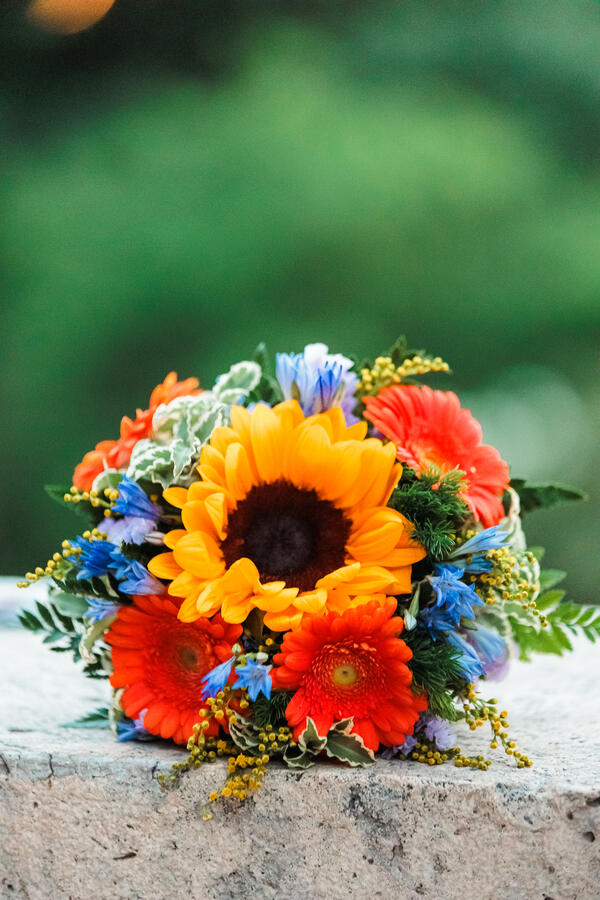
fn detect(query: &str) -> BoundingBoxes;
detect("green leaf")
[538,569,567,591]
[510,478,586,515]
[298,717,328,756]
[44,484,96,524]
[212,361,262,404]
[62,706,110,729]
[324,721,375,767]
[50,591,90,619]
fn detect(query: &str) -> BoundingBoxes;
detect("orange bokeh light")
[27,0,117,34]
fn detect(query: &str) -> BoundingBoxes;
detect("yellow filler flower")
[149,401,425,631]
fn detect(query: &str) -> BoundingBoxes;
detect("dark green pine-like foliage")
[403,627,465,721]
[389,466,469,560]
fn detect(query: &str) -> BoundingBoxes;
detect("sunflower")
[148,401,425,631]
[73,372,200,491]
[270,597,427,750]
[105,595,241,745]
[364,385,509,528]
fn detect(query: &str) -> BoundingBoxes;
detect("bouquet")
[18,339,592,814]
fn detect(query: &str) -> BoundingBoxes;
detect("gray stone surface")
[1,579,599,899]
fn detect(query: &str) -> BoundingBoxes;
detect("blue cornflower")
[117,711,153,742]
[201,657,235,699]
[83,597,121,623]
[447,631,485,680]
[102,515,158,547]
[232,659,272,701]
[117,560,165,596]
[448,526,509,574]
[465,625,508,680]
[421,713,456,751]
[112,477,161,521]
[108,547,135,579]
[421,564,484,635]
[275,343,359,424]
[103,477,161,545]
[75,539,118,580]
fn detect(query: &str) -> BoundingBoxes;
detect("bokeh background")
[2,0,598,602]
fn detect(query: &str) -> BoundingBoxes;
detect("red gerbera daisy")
[106,595,241,745]
[271,597,427,751]
[364,384,509,528]
[73,372,200,491]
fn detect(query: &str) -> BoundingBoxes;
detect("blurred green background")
[2,0,598,602]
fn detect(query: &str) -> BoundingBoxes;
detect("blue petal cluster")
[74,537,164,596]
[113,477,161,521]
[117,560,165,596]
[275,343,359,423]
[446,631,486,680]
[201,657,235,699]
[465,624,508,680]
[116,711,153,743]
[232,659,272,701]
[102,477,161,545]
[83,597,121,623]
[75,539,120,580]
[448,526,509,574]
[421,564,484,635]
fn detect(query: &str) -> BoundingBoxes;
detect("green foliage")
[246,343,284,407]
[62,706,110,729]
[283,717,374,769]
[252,691,292,729]
[510,478,586,515]
[44,485,97,526]
[389,467,469,560]
[323,720,375,768]
[403,627,464,721]
[18,592,110,678]
[514,592,600,660]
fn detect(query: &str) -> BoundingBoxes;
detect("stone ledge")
[1,582,599,899]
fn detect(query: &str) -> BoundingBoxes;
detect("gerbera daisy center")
[222,480,350,592]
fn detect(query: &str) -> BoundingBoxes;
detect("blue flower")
[112,477,161,521]
[465,625,509,680]
[108,547,134,578]
[102,514,159,547]
[83,597,121,623]
[275,343,359,424]
[117,711,153,742]
[421,564,484,635]
[446,631,485,680]
[75,539,118,580]
[421,713,456,751]
[117,560,165,596]
[448,526,509,574]
[201,657,235,699]
[232,659,272,701]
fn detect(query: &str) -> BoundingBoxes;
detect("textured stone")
[1,580,599,899]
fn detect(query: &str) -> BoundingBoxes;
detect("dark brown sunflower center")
[222,480,350,592]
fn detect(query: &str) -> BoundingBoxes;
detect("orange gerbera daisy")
[73,372,200,491]
[148,401,425,632]
[364,385,509,528]
[271,597,427,750]
[105,594,241,745]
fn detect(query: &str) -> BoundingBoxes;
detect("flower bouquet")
[19,339,592,813]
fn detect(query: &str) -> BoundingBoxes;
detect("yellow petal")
[172,531,225,580]
[225,442,256,502]
[163,529,187,550]
[293,589,328,614]
[163,486,189,509]
[148,551,182,580]
[263,606,303,631]
[250,403,284,483]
